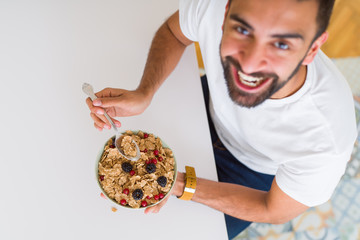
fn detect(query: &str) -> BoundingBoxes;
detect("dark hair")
[315,0,335,38]
[228,0,336,39]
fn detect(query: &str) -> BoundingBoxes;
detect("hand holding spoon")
[82,82,141,161]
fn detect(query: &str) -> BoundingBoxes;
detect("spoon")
[82,82,141,161]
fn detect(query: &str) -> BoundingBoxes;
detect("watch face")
[184,186,196,194]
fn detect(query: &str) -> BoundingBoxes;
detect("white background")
[0,0,228,239]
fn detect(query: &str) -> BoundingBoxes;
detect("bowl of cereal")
[95,130,177,209]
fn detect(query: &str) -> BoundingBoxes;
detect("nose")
[238,41,267,74]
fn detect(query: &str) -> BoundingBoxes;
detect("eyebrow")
[229,14,304,41]
[271,33,304,41]
[230,14,254,30]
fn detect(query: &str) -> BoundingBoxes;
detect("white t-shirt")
[179,0,357,207]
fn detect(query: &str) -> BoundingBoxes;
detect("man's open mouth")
[237,70,267,87]
[233,67,273,92]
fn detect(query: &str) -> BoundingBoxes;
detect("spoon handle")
[82,83,118,132]
[102,112,118,132]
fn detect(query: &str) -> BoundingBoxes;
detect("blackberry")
[132,189,144,200]
[145,163,156,173]
[122,162,133,173]
[157,176,167,187]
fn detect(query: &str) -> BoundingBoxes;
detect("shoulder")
[310,50,352,97]
[179,0,227,41]
[307,50,357,153]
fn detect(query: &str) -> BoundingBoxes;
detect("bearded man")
[86,0,357,239]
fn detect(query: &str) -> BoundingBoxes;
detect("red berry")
[141,201,148,207]
[122,188,129,195]
[129,170,135,176]
[144,133,149,138]
[110,144,115,148]
[158,156,163,162]
[146,195,151,199]
[99,175,105,181]
[145,159,150,164]
[143,149,148,153]
[154,150,159,156]
[100,192,107,199]
[151,158,157,164]
[120,199,127,206]
[154,195,160,200]
[159,193,164,199]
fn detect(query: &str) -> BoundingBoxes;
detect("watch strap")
[178,166,196,201]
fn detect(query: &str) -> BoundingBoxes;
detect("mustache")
[224,56,278,79]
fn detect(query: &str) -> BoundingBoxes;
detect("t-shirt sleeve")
[275,150,351,207]
[179,0,211,41]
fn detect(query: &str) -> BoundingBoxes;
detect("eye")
[235,26,250,36]
[274,41,289,50]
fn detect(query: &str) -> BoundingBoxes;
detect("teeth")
[238,71,265,87]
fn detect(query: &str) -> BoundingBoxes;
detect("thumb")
[93,96,121,108]
[144,194,170,214]
[92,88,124,106]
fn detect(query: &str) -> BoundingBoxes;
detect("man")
[86,0,357,239]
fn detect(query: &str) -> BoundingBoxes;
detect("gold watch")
[178,166,196,200]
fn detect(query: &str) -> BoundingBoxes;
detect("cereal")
[98,131,175,208]
[118,135,137,157]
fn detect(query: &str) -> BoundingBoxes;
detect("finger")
[94,122,103,131]
[87,97,105,131]
[94,96,123,108]
[95,88,124,98]
[145,204,161,214]
[144,196,170,214]
[113,119,121,128]
[86,96,98,108]
[91,106,105,115]
[102,112,122,128]
[87,97,122,128]
[152,197,169,213]
[90,113,111,130]
[97,112,122,129]
[86,97,106,115]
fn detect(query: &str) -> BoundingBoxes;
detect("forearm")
[173,172,308,224]
[194,178,272,222]
[174,173,273,223]
[137,13,189,99]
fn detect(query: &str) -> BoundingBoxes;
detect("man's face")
[220,0,319,107]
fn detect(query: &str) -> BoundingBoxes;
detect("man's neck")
[270,65,307,99]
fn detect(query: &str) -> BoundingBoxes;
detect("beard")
[220,54,304,108]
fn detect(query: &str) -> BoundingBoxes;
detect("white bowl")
[95,130,177,210]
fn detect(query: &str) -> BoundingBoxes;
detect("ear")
[302,31,328,65]
[222,0,230,31]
